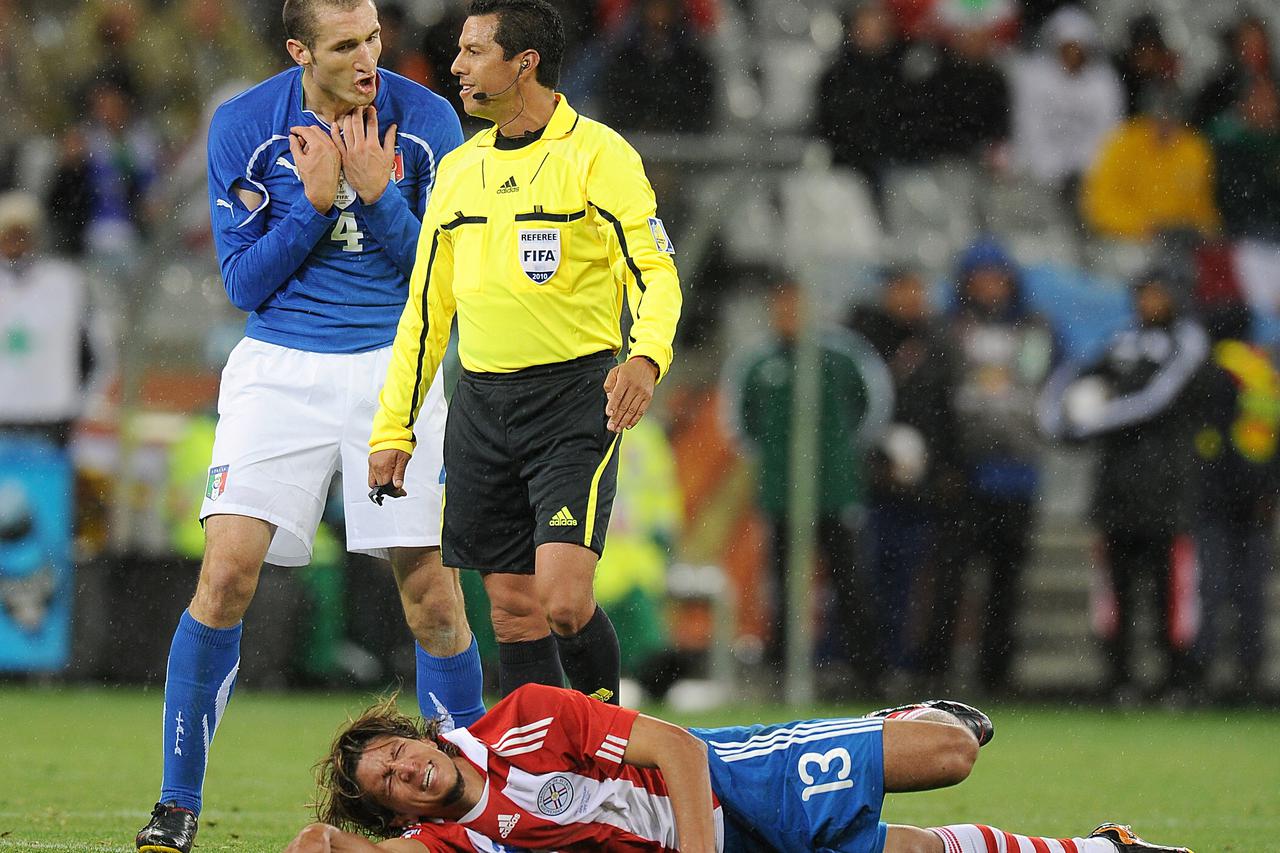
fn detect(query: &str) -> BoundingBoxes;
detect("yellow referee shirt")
[370,96,682,454]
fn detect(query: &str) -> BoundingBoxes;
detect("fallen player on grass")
[284,683,1192,853]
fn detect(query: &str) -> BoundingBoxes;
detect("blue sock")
[416,636,486,728]
[159,610,242,814]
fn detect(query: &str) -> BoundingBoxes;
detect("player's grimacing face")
[354,735,470,824]
[452,15,517,118]
[304,0,383,107]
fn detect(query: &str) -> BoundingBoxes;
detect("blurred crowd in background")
[1,0,1279,708]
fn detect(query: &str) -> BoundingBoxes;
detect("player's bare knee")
[489,603,546,643]
[405,591,460,632]
[404,595,463,649]
[545,598,593,636]
[538,584,595,636]
[190,561,258,623]
[938,725,979,784]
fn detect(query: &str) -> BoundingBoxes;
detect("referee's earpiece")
[520,60,530,70]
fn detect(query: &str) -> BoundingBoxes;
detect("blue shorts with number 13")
[690,717,886,853]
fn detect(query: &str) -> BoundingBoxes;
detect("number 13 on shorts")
[798,747,855,801]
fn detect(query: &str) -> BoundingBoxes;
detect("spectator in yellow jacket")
[1082,86,1220,241]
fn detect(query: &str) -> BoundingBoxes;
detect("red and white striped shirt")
[398,821,508,852]
[401,684,724,852]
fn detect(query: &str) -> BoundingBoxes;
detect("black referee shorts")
[441,351,621,574]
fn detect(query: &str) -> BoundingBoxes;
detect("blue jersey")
[206,67,462,354]
[691,717,887,853]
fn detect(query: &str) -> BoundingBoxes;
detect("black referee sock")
[497,635,566,697]
[554,606,621,705]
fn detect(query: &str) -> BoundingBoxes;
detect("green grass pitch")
[0,687,1275,851]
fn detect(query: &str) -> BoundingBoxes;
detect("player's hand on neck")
[329,106,398,204]
[288,125,342,213]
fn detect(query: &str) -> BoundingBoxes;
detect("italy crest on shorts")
[518,229,560,284]
[206,465,229,501]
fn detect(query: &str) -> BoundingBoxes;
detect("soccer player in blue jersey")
[136,2,485,851]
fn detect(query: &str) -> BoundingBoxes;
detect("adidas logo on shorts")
[549,506,578,527]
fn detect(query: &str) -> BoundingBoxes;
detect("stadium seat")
[883,163,981,277]
[1084,238,1155,283]
[780,165,884,307]
[980,176,1083,268]
[757,38,832,131]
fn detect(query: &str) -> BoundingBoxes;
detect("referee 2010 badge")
[518,228,561,284]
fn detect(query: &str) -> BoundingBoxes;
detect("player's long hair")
[314,692,460,838]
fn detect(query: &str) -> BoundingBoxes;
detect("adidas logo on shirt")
[549,506,578,527]
[498,814,520,838]
[497,175,520,194]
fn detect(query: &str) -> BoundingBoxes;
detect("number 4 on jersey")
[331,211,365,252]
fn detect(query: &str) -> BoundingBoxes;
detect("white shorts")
[200,337,446,567]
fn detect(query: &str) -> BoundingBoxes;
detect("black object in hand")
[368,483,399,505]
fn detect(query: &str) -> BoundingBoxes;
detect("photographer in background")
[1039,270,1209,703]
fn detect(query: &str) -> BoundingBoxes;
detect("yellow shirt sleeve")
[1081,129,1148,240]
[370,190,457,455]
[586,134,682,381]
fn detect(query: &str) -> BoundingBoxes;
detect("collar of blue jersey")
[476,93,578,148]
[292,65,390,129]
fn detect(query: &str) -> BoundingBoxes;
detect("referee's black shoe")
[866,699,995,746]
[136,802,198,853]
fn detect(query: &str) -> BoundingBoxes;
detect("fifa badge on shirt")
[648,217,675,254]
[518,228,561,284]
[206,465,229,501]
[334,170,357,209]
[391,148,404,183]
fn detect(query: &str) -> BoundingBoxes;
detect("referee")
[369,0,681,705]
